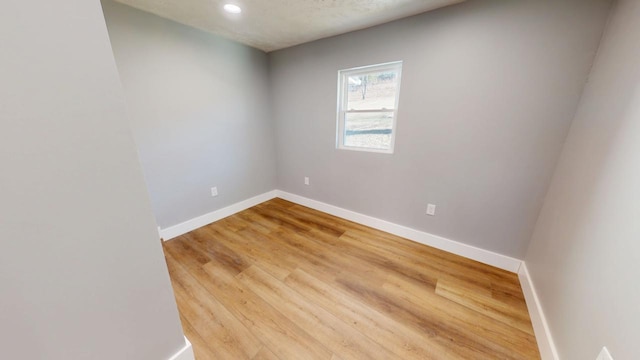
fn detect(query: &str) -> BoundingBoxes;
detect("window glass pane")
[337,61,402,153]
[344,112,394,150]
[346,69,399,111]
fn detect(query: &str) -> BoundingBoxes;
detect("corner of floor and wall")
[168,337,195,360]
[156,189,549,358]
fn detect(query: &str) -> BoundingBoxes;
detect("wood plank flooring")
[162,198,540,359]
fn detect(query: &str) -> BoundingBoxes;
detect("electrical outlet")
[597,347,613,360]
[426,204,436,216]
[211,187,218,197]
[304,177,310,185]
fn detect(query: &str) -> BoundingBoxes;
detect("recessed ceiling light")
[223,4,242,14]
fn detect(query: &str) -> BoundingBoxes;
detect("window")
[336,61,403,153]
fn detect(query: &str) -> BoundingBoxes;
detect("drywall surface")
[0,0,185,359]
[102,0,277,229]
[270,0,611,258]
[525,0,640,358]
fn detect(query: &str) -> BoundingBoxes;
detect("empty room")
[2,0,639,359]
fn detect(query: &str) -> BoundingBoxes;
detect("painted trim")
[518,262,559,360]
[275,190,522,273]
[160,190,277,240]
[161,189,521,271]
[167,336,194,360]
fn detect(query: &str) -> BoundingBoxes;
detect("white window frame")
[336,61,403,154]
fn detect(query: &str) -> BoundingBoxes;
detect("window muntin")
[337,61,402,153]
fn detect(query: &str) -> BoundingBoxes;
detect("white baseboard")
[275,190,522,273]
[518,263,558,360]
[160,189,521,272]
[167,336,194,360]
[159,190,277,240]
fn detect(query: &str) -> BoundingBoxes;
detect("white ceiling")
[114,0,465,52]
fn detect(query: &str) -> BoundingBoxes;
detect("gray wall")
[0,0,185,359]
[525,0,640,358]
[270,0,611,258]
[102,0,277,229]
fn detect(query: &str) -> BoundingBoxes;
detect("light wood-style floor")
[163,198,540,359]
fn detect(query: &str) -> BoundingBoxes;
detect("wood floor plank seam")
[283,267,458,359]
[163,198,540,360]
[166,239,334,359]
[165,250,263,359]
[237,264,400,360]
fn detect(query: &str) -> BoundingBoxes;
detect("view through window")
[337,61,403,153]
